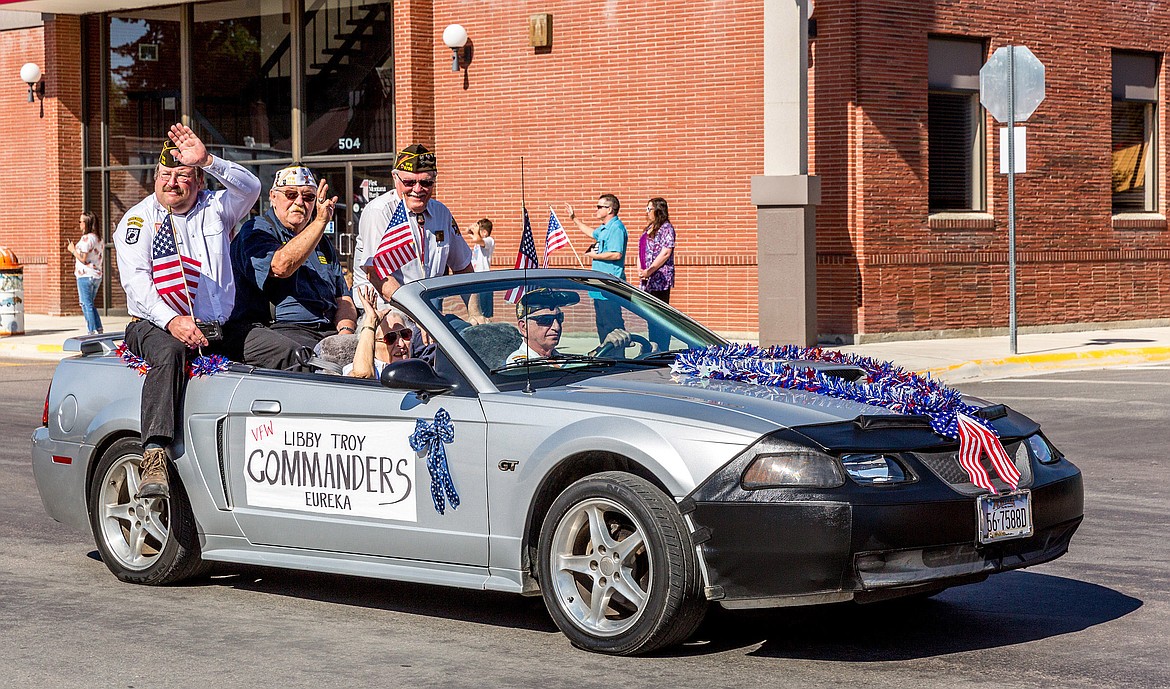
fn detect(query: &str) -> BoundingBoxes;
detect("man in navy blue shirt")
[230,165,357,369]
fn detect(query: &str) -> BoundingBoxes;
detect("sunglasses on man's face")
[527,312,564,327]
[596,204,610,210]
[397,175,436,189]
[382,327,414,346]
[279,189,317,203]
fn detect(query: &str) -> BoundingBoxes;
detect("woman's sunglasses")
[382,327,414,345]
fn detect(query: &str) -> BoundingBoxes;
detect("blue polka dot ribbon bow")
[409,408,460,515]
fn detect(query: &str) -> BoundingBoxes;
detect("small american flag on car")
[956,413,1021,493]
[504,207,539,303]
[151,214,200,316]
[373,198,418,279]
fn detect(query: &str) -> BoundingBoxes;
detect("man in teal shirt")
[565,193,628,340]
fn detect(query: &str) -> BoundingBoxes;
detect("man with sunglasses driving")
[506,288,578,365]
[229,165,358,370]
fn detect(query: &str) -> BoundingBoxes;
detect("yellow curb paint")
[36,344,65,352]
[920,346,1170,378]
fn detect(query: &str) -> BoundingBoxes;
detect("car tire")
[537,471,707,655]
[87,437,210,585]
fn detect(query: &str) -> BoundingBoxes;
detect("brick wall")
[422,1,765,332]
[812,0,1170,336]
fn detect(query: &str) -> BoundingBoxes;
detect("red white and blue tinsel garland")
[114,342,231,378]
[673,344,1020,491]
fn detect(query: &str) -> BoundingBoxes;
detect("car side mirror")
[379,359,456,402]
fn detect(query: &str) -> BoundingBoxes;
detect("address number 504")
[338,137,362,151]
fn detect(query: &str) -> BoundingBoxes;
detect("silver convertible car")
[32,270,1083,655]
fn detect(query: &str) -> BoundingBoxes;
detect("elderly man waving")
[230,165,356,370]
[114,123,261,500]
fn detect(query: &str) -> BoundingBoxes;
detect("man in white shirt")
[353,144,484,338]
[505,288,578,364]
[113,124,261,499]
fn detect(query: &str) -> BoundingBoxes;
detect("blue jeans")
[76,276,102,333]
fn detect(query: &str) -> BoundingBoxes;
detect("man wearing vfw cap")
[229,165,356,370]
[113,123,261,500]
[353,144,481,316]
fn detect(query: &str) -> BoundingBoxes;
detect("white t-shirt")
[471,236,494,272]
[74,233,103,279]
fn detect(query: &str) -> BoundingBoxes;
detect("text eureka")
[247,427,413,511]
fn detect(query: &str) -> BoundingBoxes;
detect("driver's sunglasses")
[279,189,317,203]
[528,313,564,327]
[382,327,414,345]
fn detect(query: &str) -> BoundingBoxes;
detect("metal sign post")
[980,45,1045,355]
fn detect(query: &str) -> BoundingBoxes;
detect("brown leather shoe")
[137,447,171,499]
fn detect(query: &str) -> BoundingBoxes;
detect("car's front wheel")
[87,437,210,585]
[537,471,706,655]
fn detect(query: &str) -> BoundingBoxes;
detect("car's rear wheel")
[87,437,210,585]
[537,471,706,655]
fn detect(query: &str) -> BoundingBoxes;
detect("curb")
[921,345,1170,382]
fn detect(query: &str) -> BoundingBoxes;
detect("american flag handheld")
[151,212,201,317]
[544,208,571,266]
[373,198,418,279]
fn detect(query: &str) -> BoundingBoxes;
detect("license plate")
[976,490,1033,544]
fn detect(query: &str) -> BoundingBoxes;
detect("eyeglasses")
[160,171,196,183]
[396,175,435,189]
[382,327,413,345]
[527,312,564,327]
[596,204,611,210]
[278,189,317,203]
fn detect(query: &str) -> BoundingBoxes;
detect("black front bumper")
[685,471,1084,608]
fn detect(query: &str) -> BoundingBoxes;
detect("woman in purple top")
[638,197,676,351]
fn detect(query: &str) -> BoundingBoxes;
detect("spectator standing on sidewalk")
[67,210,103,335]
[564,193,627,339]
[466,218,495,318]
[637,197,677,351]
[113,124,261,500]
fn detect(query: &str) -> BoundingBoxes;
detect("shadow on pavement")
[1083,338,1155,346]
[674,571,1139,659]
[204,564,561,635]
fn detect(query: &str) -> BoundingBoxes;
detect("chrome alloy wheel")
[548,497,652,637]
[96,452,171,571]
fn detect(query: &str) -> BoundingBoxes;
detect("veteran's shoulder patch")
[125,216,144,228]
[124,226,140,244]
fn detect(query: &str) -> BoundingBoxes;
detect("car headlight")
[1026,434,1060,464]
[741,440,844,489]
[840,453,913,485]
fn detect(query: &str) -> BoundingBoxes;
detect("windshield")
[420,275,725,384]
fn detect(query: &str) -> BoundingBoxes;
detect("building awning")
[0,0,171,13]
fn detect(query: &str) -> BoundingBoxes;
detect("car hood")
[559,367,893,435]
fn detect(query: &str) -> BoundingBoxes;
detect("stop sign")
[979,46,1046,123]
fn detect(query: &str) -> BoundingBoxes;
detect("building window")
[1113,51,1159,214]
[301,0,394,157]
[106,7,182,168]
[928,38,985,213]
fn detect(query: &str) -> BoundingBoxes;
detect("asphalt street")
[1,360,1167,688]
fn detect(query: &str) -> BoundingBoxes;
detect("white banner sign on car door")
[243,417,417,522]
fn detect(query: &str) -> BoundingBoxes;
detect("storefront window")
[193,0,293,162]
[302,0,394,157]
[107,7,182,168]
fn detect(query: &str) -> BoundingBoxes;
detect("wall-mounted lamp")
[442,24,469,72]
[21,62,45,118]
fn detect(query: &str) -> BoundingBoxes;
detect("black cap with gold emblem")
[394,144,437,173]
[159,139,185,168]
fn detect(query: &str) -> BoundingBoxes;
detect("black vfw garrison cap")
[160,139,184,168]
[394,144,437,173]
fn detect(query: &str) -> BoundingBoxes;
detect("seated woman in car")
[347,284,413,378]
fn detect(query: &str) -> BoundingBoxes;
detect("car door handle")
[251,400,281,415]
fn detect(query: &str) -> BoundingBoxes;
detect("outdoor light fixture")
[442,24,468,72]
[20,62,45,118]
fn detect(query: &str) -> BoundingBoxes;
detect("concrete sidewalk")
[3,312,1170,382]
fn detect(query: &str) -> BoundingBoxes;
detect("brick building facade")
[0,0,1166,341]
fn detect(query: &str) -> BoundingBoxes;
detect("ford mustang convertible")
[31,270,1083,655]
